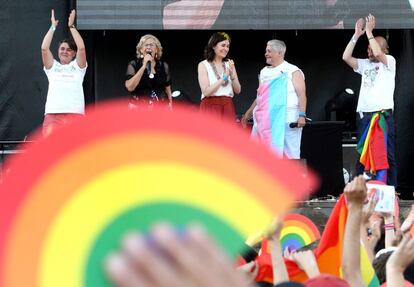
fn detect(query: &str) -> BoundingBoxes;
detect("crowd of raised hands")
[105,176,414,287]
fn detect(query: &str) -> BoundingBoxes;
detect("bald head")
[375,36,389,53]
[367,36,389,62]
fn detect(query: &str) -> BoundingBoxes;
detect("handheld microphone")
[289,117,312,128]
[145,51,154,79]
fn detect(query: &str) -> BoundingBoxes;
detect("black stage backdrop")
[1,0,414,197]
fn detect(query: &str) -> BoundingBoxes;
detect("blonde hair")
[136,34,163,60]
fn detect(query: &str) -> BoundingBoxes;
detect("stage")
[295,199,414,234]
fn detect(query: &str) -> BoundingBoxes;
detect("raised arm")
[386,234,414,287]
[360,195,379,263]
[105,223,257,287]
[290,250,321,279]
[265,217,289,284]
[41,9,58,69]
[342,18,365,70]
[68,10,86,68]
[382,212,396,248]
[292,70,307,128]
[197,61,225,97]
[342,175,367,287]
[365,14,388,66]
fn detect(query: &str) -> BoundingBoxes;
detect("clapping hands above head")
[50,9,59,27]
[355,18,365,37]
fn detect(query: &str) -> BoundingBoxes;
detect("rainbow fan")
[0,102,316,287]
[280,213,321,252]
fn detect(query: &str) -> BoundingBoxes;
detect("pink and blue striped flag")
[252,73,288,156]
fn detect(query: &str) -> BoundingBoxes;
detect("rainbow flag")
[287,195,379,286]
[0,103,316,287]
[255,196,379,286]
[357,112,389,182]
[252,73,288,156]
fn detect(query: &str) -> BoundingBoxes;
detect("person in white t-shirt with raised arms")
[41,9,87,137]
[342,14,397,186]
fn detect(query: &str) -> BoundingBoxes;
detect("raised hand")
[365,14,376,34]
[105,223,256,287]
[387,234,414,273]
[344,175,367,207]
[290,250,320,278]
[369,214,382,240]
[362,193,378,224]
[354,18,365,37]
[401,205,414,234]
[236,261,258,284]
[51,9,59,27]
[68,9,76,27]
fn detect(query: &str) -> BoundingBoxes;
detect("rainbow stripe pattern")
[280,213,321,252]
[357,111,389,182]
[0,102,315,287]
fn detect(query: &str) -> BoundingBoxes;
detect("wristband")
[298,112,306,118]
[368,36,375,40]
[350,36,357,44]
[384,223,395,230]
[50,25,56,31]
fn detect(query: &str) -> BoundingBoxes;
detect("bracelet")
[368,36,375,40]
[231,76,236,81]
[50,25,56,31]
[350,36,357,44]
[69,24,76,29]
[298,111,306,118]
[384,223,395,230]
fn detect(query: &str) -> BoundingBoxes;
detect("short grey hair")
[267,39,286,56]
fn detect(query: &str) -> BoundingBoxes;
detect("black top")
[125,58,171,100]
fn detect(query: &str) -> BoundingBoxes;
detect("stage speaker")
[301,121,345,198]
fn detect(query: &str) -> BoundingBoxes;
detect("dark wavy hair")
[59,38,78,52]
[204,32,231,62]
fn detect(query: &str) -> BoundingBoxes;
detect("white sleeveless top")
[259,61,304,110]
[201,60,234,99]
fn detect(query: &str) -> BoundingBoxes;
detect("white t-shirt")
[201,60,234,99]
[44,59,87,114]
[259,61,304,121]
[355,55,395,112]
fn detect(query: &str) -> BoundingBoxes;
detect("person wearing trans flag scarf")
[242,40,307,159]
